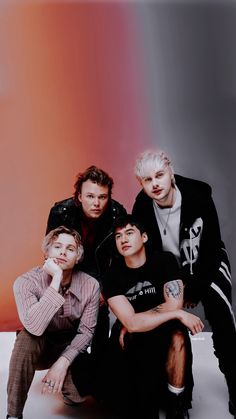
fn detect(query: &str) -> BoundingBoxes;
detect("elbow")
[27,329,44,337]
[24,324,44,336]
[126,325,137,333]
[124,317,139,334]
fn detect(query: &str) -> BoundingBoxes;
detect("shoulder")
[147,251,180,277]
[50,197,77,212]
[102,261,125,296]
[147,250,177,266]
[133,189,152,209]
[110,199,127,219]
[175,174,212,197]
[14,267,43,291]
[74,270,100,292]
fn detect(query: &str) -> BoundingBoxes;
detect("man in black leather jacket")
[132,150,236,418]
[46,165,126,364]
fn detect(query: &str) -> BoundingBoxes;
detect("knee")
[12,329,43,358]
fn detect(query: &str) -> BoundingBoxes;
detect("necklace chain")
[157,207,172,235]
[156,188,175,235]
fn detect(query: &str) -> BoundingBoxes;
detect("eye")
[115,234,121,240]
[99,195,108,200]
[143,177,152,183]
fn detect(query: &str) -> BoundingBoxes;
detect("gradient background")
[0,0,235,331]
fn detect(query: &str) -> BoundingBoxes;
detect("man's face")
[115,224,147,258]
[47,233,79,270]
[78,179,109,219]
[139,165,174,206]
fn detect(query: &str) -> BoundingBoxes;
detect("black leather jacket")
[46,197,127,281]
[132,175,231,304]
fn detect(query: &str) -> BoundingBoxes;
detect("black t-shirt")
[103,251,180,313]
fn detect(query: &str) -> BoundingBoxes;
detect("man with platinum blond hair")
[132,149,236,418]
[6,226,100,419]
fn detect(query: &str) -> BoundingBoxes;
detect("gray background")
[137,0,236,324]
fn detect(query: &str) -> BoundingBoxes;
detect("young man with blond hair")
[6,226,100,419]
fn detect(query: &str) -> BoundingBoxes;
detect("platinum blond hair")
[134,149,174,179]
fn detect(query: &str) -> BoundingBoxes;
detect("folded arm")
[109,280,204,336]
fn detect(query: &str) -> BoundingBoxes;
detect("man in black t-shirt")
[102,215,204,419]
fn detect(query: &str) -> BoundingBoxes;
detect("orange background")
[0,2,151,330]
[1,1,235,330]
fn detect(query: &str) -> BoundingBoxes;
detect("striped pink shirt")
[13,267,100,364]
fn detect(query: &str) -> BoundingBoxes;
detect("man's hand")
[178,310,204,335]
[41,356,70,395]
[119,326,128,350]
[184,301,197,309]
[43,258,63,277]
[154,301,179,313]
[43,258,63,292]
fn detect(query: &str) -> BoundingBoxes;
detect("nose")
[152,177,159,187]
[93,197,100,207]
[121,235,128,244]
[60,247,67,255]
[152,178,160,188]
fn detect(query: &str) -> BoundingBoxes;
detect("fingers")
[184,301,197,309]
[119,333,125,350]
[42,378,59,394]
[42,378,52,394]
[190,317,204,335]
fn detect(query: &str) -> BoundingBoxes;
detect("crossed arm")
[108,279,204,338]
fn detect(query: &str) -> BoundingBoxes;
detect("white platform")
[0,332,232,419]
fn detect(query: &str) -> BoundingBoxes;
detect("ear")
[78,193,82,203]
[169,167,175,180]
[76,246,83,263]
[142,233,148,243]
[136,176,143,186]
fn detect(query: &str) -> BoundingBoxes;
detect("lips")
[56,258,67,263]
[152,188,162,194]
[121,245,131,251]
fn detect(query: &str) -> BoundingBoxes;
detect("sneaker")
[62,394,86,406]
[226,375,236,417]
[229,399,236,418]
[165,393,189,419]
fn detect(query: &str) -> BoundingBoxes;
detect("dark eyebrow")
[125,228,135,233]
[115,227,135,237]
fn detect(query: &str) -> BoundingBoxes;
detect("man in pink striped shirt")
[6,226,100,419]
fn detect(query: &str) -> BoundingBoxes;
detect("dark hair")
[74,165,114,204]
[112,214,147,235]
